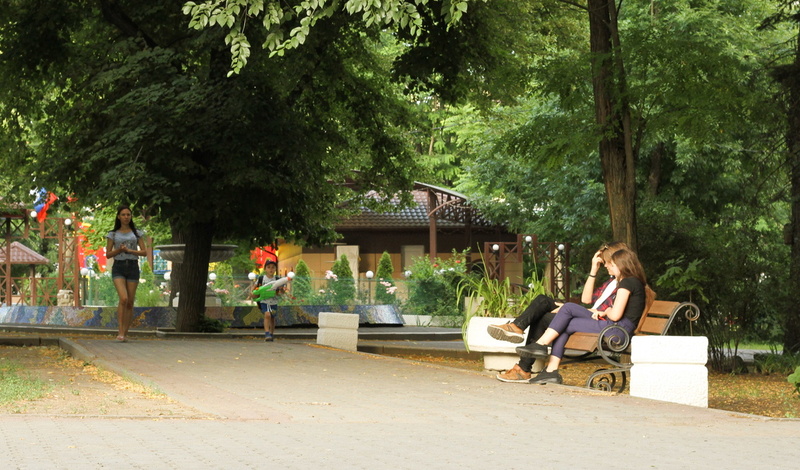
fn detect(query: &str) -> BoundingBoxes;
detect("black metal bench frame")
[561,301,700,392]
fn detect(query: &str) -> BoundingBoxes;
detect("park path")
[1,336,799,469]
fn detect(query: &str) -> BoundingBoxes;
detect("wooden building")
[277,182,516,279]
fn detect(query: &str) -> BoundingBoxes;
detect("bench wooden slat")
[563,300,682,354]
[643,301,679,317]
[637,316,669,335]
[564,332,598,351]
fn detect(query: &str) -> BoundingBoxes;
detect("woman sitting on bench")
[490,241,628,383]
[515,248,654,385]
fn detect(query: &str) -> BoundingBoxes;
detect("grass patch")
[729,342,783,352]
[0,358,51,403]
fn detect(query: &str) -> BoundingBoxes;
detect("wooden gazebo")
[0,242,50,306]
[1,210,79,306]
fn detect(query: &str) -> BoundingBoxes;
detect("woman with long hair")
[105,205,149,342]
[516,248,654,384]
[491,241,629,383]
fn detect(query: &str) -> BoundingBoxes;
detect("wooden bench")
[562,300,700,392]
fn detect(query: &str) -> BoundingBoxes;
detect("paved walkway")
[1,330,799,469]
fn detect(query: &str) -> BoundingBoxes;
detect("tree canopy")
[0,0,534,330]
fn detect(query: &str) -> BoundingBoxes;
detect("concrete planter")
[630,336,709,407]
[464,316,531,371]
[316,312,359,351]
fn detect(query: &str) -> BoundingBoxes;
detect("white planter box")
[465,316,532,371]
[630,336,709,407]
[316,312,359,351]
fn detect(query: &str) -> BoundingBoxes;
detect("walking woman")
[106,205,149,342]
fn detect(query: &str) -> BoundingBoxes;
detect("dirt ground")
[0,345,207,418]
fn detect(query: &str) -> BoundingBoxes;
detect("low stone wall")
[205,304,404,327]
[0,305,176,329]
[0,304,404,329]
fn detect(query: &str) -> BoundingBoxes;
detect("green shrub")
[753,352,800,375]
[404,251,468,320]
[789,366,800,397]
[374,251,396,305]
[329,254,356,305]
[135,261,166,306]
[291,259,313,302]
[209,261,251,306]
[197,316,227,333]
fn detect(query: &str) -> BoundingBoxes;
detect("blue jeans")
[547,303,635,358]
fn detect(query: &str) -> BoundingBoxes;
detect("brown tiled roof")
[336,183,502,231]
[0,242,50,265]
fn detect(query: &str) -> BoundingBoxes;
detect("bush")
[291,259,313,302]
[374,251,396,305]
[209,261,251,306]
[789,366,800,397]
[329,254,356,305]
[754,352,800,375]
[135,261,166,306]
[403,251,468,320]
[196,316,226,333]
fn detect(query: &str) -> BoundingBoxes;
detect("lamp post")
[80,267,89,306]
[365,270,374,304]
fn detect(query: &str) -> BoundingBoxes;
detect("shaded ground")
[0,345,208,418]
[388,353,800,419]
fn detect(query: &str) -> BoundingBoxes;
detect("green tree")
[448,1,794,364]
[291,259,313,302]
[374,251,396,304]
[330,254,355,305]
[0,0,533,331]
[182,0,474,75]
[762,1,800,354]
[0,0,420,330]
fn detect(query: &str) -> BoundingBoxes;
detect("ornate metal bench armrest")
[595,324,632,368]
[677,302,701,336]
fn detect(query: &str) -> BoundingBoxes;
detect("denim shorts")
[111,259,140,282]
[258,302,276,314]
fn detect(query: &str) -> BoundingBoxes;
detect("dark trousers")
[512,295,558,372]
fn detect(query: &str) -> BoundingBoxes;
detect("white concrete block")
[630,363,708,407]
[316,327,358,351]
[465,317,530,353]
[482,354,545,372]
[630,336,709,408]
[318,312,360,329]
[631,336,708,365]
[482,353,519,371]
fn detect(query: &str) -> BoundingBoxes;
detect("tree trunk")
[785,30,800,354]
[174,221,214,332]
[587,0,638,250]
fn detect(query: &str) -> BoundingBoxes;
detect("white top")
[591,279,618,310]
[106,230,144,261]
